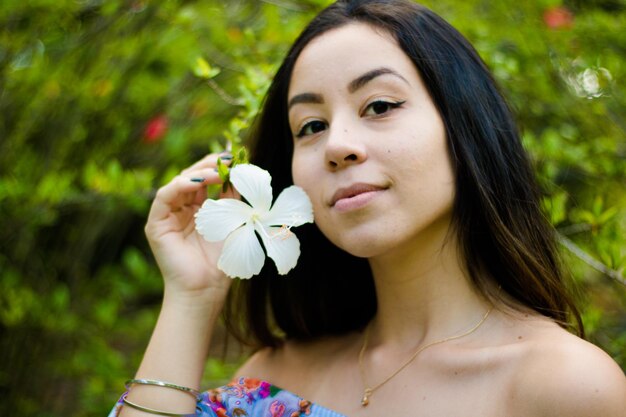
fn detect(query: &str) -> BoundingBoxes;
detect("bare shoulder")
[233,333,360,389]
[233,345,282,381]
[511,325,626,417]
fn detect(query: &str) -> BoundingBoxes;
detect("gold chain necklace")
[358,307,493,407]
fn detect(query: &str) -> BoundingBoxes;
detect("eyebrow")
[287,92,324,110]
[288,67,409,110]
[348,67,408,93]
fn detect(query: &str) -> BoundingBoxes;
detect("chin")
[330,233,393,259]
[316,217,400,258]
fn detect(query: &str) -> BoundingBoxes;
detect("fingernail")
[190,177,205,183]
[219,152,233,161]
[213,168,219,173]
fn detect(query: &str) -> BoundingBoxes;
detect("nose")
[324,125,367,170]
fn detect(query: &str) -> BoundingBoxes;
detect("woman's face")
[288,23,455,258]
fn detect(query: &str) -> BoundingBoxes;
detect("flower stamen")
[271,225,294,241]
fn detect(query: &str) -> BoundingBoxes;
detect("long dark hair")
[223,0,583,348]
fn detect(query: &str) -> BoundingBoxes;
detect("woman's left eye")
[362,100,406,117]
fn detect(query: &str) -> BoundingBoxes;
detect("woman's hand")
[145,153,234,304]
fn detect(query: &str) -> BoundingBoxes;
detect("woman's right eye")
[296,120,327,138]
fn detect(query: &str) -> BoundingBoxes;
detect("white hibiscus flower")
[194,164,314,279]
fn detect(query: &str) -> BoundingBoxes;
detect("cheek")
[291,144,323,189]
[290,150,307,188]
[292,149,329,221]
[291,153,318,213]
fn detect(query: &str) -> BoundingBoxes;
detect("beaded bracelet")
[122,379,201,416]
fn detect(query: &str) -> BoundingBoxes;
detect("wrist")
[161,286,229,319]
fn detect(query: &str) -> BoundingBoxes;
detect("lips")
[330,183,387,207]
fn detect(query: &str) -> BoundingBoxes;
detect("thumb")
[219,184,241,200]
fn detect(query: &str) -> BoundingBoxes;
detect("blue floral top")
[110,377,346,417]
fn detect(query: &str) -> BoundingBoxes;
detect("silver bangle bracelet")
[122,394,197,417]
[125,379,202,399]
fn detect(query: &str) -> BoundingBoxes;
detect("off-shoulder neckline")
[223,376,348,417]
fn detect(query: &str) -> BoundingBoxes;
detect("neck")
[367,220,490,348]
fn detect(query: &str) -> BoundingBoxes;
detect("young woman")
[113,1,626,416]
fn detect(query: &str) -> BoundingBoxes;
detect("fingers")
[147,177,201,224]
[181,152,232,175]
[219,184,240,201]
[148,153,234,224]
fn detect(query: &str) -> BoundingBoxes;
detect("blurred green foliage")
[0,0,624,415]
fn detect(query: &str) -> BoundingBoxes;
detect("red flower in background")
[544,6,574,29]
[143,114,168,143]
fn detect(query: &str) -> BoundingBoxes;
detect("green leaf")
[193,57,220,79]
[236,146,249,165]
[216,158,230,182]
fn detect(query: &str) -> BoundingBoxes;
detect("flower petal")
[256,224,301,275]
[230,164,273,213]
[195,198,252,242]
[261,185,314,227]
[218,222,265,279]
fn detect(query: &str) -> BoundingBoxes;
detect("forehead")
[289,23,418,94]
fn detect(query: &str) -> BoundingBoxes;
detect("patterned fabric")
[109,377,346,417]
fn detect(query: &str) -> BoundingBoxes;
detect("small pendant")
[361,388,372,407]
